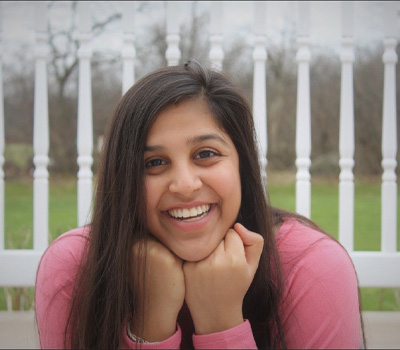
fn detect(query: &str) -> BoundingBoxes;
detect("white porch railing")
[0,1,399,290]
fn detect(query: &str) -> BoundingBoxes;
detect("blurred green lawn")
[1,175,399,311]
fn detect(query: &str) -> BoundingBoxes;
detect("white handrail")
[1,250,399,288]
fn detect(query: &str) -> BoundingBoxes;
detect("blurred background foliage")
[3,1,399,179]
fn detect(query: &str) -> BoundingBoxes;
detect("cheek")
[144,179,165,242]
[227,173,242,216]
[210,163,241,215]
[145,178,160,221]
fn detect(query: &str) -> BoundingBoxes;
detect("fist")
[131,237,185,342]
[183,223,264,335]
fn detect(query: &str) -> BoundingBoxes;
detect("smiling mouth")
[167,204,211,222]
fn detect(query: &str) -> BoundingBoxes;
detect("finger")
[233,223,264,270]
[223,229,245,256]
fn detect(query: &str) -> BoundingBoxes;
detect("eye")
[145,158,166,168]
[195,150,220,159]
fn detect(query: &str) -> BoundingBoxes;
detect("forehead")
[146,98,227,143]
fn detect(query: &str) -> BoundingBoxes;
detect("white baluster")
[33,2,49,251]
[122,1,136,95]
[165,1,181,66]
[338,1,355,252]
[252,1,267,186]
[381,2,398,253]
[0,4,4,251]
[209,1,224,71]
[77,2,93,227]
[295,2,311,218]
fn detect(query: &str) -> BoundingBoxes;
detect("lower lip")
[163,205,215,232]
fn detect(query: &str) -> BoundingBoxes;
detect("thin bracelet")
[127,318,150,344]
[127,318,161,344]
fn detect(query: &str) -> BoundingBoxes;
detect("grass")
[268,177,399,251]
[5,143,33,169]
[5,177,78,249]
[2,177,78,311]
[1,174,399,311]
[267,173,400,312]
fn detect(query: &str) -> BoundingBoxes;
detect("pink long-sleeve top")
[35,218,362,349]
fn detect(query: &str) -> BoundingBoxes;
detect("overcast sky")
[1,1,399,62]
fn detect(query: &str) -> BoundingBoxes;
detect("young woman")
[35,60,364,349]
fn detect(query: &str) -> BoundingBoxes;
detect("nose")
[168,162,202,197]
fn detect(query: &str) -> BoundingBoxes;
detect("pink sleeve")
[35,230,88,349]
[192,320,257,349]
[36,229,183,349]
[280,236,362,349]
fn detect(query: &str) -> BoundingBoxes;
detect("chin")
[176,247,213,262]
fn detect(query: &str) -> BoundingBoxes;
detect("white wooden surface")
[1,311,400,349]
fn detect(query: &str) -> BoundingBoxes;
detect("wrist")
[131,311,178,342]
[194,313,244,335]
[127,318,158,344]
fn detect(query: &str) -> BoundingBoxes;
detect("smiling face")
[144,98,241,262]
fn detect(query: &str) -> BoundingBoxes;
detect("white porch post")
[77,2,93,227]
[33,2,49,251]
[295,2,311,218]
[381,2,398,253]
[209,1,224,71]
[165,2,181,66]
[252,1,267,186]
[338,1,355,252]
[0,4,4,251]
[122,1,136,95]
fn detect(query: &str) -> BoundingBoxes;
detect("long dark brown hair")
[65,60,362,349]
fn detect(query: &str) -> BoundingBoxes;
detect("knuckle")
[226,229,237,239]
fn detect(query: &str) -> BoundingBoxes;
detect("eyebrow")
[144,133,229,152]
[188,133,229,147]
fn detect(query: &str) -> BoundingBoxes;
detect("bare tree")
[309,52,341,176]
[353,44,384,176]
[45,1,126,172]
[47,1,124,98]
[179,2,210,62]
[266,43,298,171]
[4,2,393,176]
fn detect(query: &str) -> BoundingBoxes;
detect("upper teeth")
[168,204,211,219]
